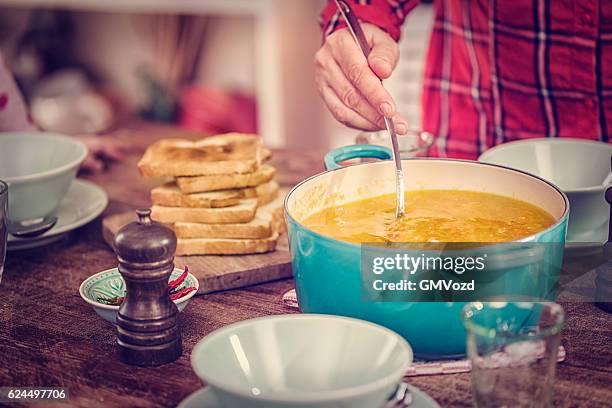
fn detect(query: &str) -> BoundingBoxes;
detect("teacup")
[479,138,612,242]
[0,132,87,222]
[191,314,413,408]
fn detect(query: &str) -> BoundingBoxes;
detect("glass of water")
[0,180,7,284]
[462,302,565,408]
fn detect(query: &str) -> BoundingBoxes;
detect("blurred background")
[0,0,434,151]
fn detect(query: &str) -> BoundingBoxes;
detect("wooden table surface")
[1,125,611,407]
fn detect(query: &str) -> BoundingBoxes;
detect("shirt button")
[585,99,596,109]
[581,12,593,25]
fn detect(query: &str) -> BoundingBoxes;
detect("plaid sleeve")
[320,0,420,42]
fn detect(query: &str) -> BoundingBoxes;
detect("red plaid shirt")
[321,0,612,159]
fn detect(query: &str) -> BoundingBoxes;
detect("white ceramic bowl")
[191,314,413,408]
[79,267,199,324]
[479,138,612,242]
[0,132,87,222]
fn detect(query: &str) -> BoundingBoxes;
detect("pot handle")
[324,144,393,171]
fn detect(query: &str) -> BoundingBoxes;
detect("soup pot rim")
[284,157,570,251]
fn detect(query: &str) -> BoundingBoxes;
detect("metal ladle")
[334,0,405,218]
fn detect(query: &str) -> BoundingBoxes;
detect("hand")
[314,23,408,133]
[75,135,126,173]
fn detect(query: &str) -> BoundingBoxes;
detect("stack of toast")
[138,133,284,256]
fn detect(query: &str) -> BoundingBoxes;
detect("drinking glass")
[0,180,7,284]
[462,302,565,408]
[355,129,433,158]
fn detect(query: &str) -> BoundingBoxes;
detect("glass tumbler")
[462,302,565,408]
[355,129,433,159]
[0,180,7,284]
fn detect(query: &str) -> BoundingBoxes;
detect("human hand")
[314,23,407,133]
[75,135,126,173]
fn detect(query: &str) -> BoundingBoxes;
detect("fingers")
[323,60,409,133]
[316,43,381,131]
[314,24,409,133]
[320,58,387,130]
[318,79,381,131]
[328,27,397,117]
[394,118,408,135]
[332,44,396,118]
[367,28,399,79]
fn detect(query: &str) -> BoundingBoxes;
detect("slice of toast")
[151,199,257,224]
[138,133,261,177]
[176,232,279,256]
[262,147,272,162]
[176,164,276,193]
[151,180,279,209]
[241,180,279,205]
[174,190,284,239]
[151,183,242,208]
[175,215,273,239]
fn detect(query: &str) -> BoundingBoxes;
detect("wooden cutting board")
[102,211,293,294]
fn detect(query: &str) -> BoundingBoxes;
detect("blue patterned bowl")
[79,267,199,324]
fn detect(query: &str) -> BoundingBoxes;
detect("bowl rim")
[190,314,413,403]
[79,266,199,310]
[478,137,612,193]
[284,158,570,252]
[0,132,88,183]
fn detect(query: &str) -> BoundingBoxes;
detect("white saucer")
[7,179,108,250]
[177,385,440,408]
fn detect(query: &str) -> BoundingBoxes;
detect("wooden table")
[1,127,611,407]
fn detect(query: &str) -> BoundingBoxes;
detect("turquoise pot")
[285,145,569,359]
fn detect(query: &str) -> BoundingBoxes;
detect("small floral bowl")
[79,267,199,324]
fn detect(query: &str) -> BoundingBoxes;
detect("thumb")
[367,28,399,79]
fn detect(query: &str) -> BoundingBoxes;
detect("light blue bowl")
[0,132,87,222]
[285,145,569,359]
[79,267,199,324]
[191,314,412,408]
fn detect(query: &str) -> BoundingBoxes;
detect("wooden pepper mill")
[113,208,182,365]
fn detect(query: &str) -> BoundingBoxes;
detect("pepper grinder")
[113,208,182,365]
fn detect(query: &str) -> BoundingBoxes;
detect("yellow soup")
[302,190,555,243]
